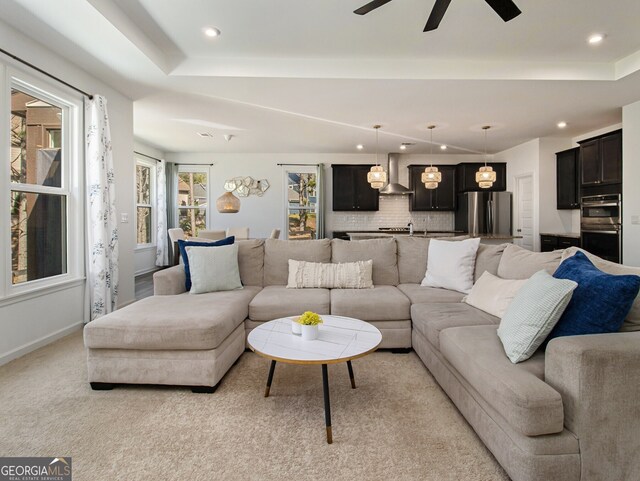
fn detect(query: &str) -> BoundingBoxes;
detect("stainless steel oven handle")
[581,229,620,235]
[581,202,620,208]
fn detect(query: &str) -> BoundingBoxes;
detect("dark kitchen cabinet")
[408,165,456,211]
[455,162,507,192]
[579,130,622,187]
[556,147,580,209]
[540,234,581,252]
[332,164,379,211]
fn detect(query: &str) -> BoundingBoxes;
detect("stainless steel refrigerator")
[455,192,512,236]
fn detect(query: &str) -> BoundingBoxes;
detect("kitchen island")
[343,231,522,244]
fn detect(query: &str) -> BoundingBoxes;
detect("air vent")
[197,132,214,138]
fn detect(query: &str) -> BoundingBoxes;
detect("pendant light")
[367,125,387,189]
[476,125,497,189]
[421,125,442,189]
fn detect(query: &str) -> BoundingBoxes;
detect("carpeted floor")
[0,330,509,481]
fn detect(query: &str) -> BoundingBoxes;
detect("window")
[285,167,320,240]
[177,169,208,237]
[5,72,83,294]
[136,159,156,246]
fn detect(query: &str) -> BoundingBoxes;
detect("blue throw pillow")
[547,251,640,342]
[178,236,235,291]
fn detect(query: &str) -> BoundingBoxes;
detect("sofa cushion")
[84,286,262,351]
[396,236,431,284]
[331,238,399,286]
[331,286,410,321]
[439,325,564,436]
[548,251,640,341]
[474,243,508,281]
[411,302,498,349]
[497,244,563,280]
[398,284,465,304]
[465,272,527,318]
[249,285,331,321]
[421,238,481,294]
[263,239,331,286]
[287,260,373,289]
[563,247,640,332]
[237,239,264,286]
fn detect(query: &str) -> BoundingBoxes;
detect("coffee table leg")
[346,360,356,389]
[322,364,332,444]
[265,360,276,397]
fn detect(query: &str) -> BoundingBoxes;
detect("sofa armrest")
[153,265,186,295]
[545,332,640,480]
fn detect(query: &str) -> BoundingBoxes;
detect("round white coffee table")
[247,315,382,444]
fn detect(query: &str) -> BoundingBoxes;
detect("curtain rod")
[175,163,215,166]
[134,151,163,163]
[277,163,321,167]
[0,47,94,100]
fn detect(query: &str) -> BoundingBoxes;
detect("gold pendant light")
[421,125,442,189]
[476,125,496,189]
[367,125,387,189]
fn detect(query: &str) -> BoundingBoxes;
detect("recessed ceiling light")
[557,121,567,129]
[197,132,214,138]
[588,33,604,45]
[400,144,407,150]
[204,27,221,38]
[356,144,364,150]
[440,145,447,150]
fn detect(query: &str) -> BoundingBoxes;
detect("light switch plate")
[121,213,129,223]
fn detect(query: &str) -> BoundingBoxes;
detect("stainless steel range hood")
[379,153,413,195]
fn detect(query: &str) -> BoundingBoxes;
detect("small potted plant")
[294,311,323,341]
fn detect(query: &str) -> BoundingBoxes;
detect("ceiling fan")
[354,0,522,32]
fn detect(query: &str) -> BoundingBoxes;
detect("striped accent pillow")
[287,260,373,289]
[497,270,577,363]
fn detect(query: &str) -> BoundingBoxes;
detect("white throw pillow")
[186,244,243,294]
[287,260,373,289]
[464,272,527,318]
[497,270,577,363]
[421,238,481,294]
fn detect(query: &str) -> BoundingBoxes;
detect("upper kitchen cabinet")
[408,165,456,211]
[455,162,507,192]
[579,130,622,187]
[332,164,379,211]
[556,147,580,209]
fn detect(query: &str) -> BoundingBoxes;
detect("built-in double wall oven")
[581,194,621,263]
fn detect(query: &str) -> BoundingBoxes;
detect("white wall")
[133,140,165,276]
[622,102,640,266]
[495,139,541,250]
[0,20,134,364]
[165,152,487,238]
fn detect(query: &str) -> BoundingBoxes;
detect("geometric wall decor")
[224,176,270,197]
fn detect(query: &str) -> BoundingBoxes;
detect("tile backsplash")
[328,195,455,232]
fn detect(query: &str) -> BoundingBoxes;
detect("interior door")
[515,174,534,250]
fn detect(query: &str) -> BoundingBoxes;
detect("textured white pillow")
[287,260,373,289]
[186,244,242,294]
[421,238,481,294]
[497,270,577,363]
[464,272,527,318]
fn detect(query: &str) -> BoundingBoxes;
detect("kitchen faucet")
[407,220,414,236]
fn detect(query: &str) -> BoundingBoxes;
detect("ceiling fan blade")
[483,0,522,22]
[424,0,452,32]
[354,0,394,15]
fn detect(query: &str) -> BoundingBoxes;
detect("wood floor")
[134,271,156,300]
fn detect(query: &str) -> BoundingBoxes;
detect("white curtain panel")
[85,95,119,320]
[155,159,169,266]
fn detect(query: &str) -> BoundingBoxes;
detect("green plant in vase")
[293,311,323,340]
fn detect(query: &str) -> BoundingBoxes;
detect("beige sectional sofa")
[83,238,640,481]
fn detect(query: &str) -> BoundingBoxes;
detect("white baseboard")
[0,322,84,367]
